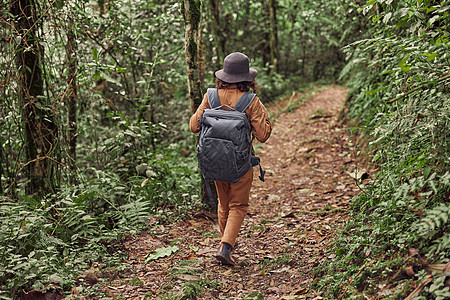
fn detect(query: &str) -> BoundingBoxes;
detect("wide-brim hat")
[215,52,258,83]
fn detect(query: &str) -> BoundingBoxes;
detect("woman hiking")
[189,52,272,266]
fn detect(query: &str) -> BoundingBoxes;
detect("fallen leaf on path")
[176,274,200,281]
[199,239,211,246]
[291,178,310,186]
[222,269,233,275]
[268,194,281,201]
[185,253,195,260]
[347,169,368,180]
[270,267,291,273]
[145,246,178,263]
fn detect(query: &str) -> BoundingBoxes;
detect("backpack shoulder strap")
[234,92,256,113]
[206,88,220,108]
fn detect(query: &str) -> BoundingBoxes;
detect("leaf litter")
[82,86,371,299]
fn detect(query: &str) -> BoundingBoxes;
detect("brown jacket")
[189,89,272,143]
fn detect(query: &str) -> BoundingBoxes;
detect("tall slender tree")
[0,143,4,194]
[268,0,279,73]
[209,0,225,69]
[198,11,206,86]
[182,0,203,113]
[11,0,57,196]
[182,0,218,209]
[65,17,78,173]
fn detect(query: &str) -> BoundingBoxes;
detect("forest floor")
[84,85,366,299]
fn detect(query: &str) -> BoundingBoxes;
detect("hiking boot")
[215,242,236,266]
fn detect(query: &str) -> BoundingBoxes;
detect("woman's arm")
[189,94,210,133]
[247,96,272,143]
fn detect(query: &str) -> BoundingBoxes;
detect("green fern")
[118,196,153,227]
[415,204,450,236]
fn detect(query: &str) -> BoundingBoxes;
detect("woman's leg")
[215,181,231,237]
[221,168,253,247]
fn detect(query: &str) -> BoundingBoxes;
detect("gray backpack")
[197,88,265,183]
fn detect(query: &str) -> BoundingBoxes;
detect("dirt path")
[95,86,362,299]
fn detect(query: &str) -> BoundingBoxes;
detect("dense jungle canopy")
[0,0,448,299]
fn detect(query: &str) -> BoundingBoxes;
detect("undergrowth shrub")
[0,119,201,298]
[313,0,450,299]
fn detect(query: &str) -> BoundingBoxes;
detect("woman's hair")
[216,78,258,94]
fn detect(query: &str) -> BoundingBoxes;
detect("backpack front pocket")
[197,137,239,182]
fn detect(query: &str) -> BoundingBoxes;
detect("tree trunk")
[182,0,203,112]
[261,0,270,71]
[0,143,4,195]
[182,0,218,210]
[65,18,78,173]
[268,0,279,73]
[198,12,206,87]
[11,0,57,196]
[209,0,225,69]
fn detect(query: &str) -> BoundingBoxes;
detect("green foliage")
[314,0,450,298]
[0,159,199,295]
[415,270,450,300]
[275,0,364,81]
[414,203,450,261]
[1,1,201,296]
[0,128,200,297]
[415,203,449,237]
[200,0,365,100]
[0,196,124,295]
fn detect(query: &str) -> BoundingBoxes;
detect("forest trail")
[96,86,362,299]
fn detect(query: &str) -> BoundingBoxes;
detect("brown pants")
[214,168,253,247]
